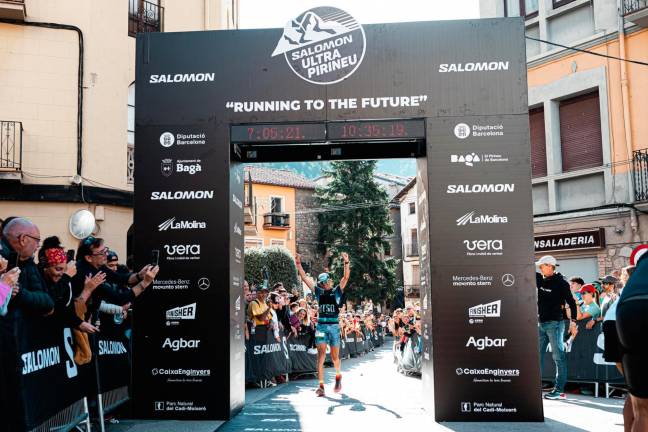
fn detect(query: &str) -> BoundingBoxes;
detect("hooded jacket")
[536,271,577,323]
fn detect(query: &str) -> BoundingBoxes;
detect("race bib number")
[315,331,326,338]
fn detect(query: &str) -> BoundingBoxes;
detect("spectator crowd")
[0,216,159,431]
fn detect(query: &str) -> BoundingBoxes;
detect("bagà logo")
[150,190,214,200]
[161,159,173,177]
[447,184,515,194]
[466,336,507,350]
[439,61,509,73]
[158,217,207,231]
[456,211,508,226]
[272,6,366,85]
[166,303,197,320]
[452,153,509,166]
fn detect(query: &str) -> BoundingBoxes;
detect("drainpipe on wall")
[617,0,635,204]
[630,208,640,242]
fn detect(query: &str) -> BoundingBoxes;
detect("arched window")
[127,82,135,184]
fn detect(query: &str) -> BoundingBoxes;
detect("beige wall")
[0,0,237,262]
[0,201,132,261]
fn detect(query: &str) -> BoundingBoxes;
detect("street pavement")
[108,343,625,432]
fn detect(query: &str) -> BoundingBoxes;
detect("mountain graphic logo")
[272,7,366,85]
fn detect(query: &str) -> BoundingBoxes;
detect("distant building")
[393,178,419,301]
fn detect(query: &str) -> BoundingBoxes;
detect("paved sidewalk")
[108,344,625,432]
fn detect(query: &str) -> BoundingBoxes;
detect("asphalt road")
[108,343,625,432]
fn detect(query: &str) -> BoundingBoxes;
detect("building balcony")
[0,121,22,181]
[633,149,648,202]
[263,212,290,230]
[128,0,163,37]
[404,242,419,257]
[623,0,648,27]
[0,0,25,20]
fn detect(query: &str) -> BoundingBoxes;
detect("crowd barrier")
[245,325,385,383]
[16,311,131,432]
[541,320,624,393]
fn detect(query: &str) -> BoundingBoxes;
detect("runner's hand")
[341,252,349,262]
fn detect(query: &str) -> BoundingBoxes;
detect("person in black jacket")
[72,236,158,322]
[536,255,577,400]
[38,236,103,333]
[0,217,56,431]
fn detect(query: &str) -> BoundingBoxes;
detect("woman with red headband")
[38,236,104,333]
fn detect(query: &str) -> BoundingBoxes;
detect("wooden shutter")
[529,107,547,177]
[559,92,603,172]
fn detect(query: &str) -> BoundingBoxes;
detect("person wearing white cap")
[536,255,577,400]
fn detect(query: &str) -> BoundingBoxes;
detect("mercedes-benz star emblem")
[198,277,211,290]
[502,274,515,287]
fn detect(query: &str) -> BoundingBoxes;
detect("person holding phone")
[73,236,159,321]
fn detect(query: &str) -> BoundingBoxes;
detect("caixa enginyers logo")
[272,6,366,85]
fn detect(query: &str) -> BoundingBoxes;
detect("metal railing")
[633,149,648,202]
[0,121,22,171]
[263,212,290,228]
[623,0,648,15]
[128,0,163,37]
[404,242,419,257]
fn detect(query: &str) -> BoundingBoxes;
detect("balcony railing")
[0,0,26,20]
[263,212,290,229]
[0,121,22,173]
[128,0,163,37]
[633,149,648,202]
[404,242,419,257]
[623,0,648,15]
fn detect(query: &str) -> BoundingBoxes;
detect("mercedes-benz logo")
[198,277,210,290]
[456,368,463,376]
[502,274,515,287]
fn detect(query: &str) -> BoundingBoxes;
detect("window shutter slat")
[559,92,603,172]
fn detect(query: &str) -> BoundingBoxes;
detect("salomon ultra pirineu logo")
[272,6,366,85]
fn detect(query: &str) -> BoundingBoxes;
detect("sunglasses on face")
[91,247,109,256]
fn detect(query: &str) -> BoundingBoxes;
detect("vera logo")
[161,159,173,177]
[160,132,174,147]
[272,7,366,85]
[463,240,503,256]
[164,244,200,261]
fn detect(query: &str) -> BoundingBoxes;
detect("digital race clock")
[231,123,326,143]
[327,119,425,141]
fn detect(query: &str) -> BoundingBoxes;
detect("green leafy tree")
[244,246,300,293]
[316,160,398,303]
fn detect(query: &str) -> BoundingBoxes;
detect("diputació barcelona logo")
[272,6,366,85]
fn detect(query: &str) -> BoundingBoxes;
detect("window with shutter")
[559,92,603,173]
[529,107,547,178]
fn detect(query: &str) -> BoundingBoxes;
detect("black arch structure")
[133,17,543,422]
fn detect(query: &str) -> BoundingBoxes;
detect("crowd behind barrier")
[0,216,153,432]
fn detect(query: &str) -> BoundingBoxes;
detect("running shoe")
[316,386,325,397]
[544,390,566,400]
[334,375,342,393]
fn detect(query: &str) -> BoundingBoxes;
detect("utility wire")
[525,36,648,67]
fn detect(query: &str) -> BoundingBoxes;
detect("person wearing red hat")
[577,284,601,329]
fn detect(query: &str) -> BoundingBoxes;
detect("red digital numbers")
[340,122,408,139]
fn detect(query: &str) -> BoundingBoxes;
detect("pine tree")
[315,160,398,303]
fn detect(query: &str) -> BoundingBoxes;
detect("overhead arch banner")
[134,8,542,422]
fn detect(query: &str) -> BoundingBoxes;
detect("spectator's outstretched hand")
[0,256,7,273]
[586,320,595,330]
[295,254,301,266]
[85,271,106,292]
[78,321,99,333]
[341,252,349,261]
[143,265,159,286]
[1,267,19,288]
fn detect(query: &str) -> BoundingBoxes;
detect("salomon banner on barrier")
[134,6,542,421]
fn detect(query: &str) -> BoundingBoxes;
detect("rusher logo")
[272,6,366,85]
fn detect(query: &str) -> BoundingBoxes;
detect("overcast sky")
[239,0,480,29]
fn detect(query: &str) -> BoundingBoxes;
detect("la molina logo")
[272,7,366,85]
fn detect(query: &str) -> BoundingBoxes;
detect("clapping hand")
[84,271,106,292]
